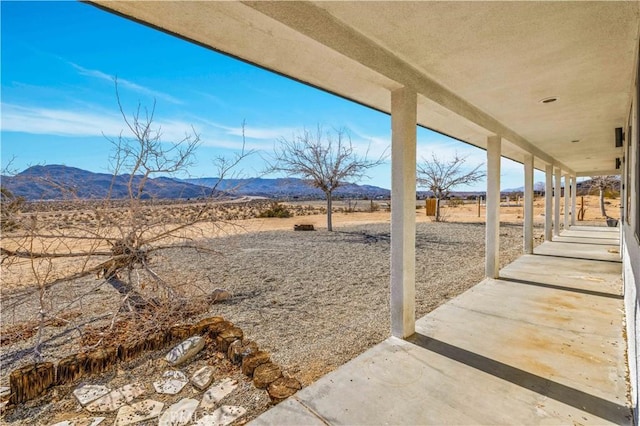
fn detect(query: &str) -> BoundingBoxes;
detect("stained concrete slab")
[250,398,326,426]
[250,227,631,425]
[533,226,622,261]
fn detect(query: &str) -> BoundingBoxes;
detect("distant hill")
[503,182,546,193]
[503,178,620,194]
[0,165,391,201]
[183,177,391,199]
[1,165,213,201]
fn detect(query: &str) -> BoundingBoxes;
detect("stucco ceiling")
[90,1,640,175]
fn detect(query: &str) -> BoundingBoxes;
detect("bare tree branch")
[417,152,486,222]
[267,125,387,231]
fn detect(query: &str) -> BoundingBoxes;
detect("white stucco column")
[545,164,553,241]
[390,87,416,339]
[485,135,501,278]
[554,167,561,237]
[571,175,577,226]
[563,173,570,230]
[523,153,534,254]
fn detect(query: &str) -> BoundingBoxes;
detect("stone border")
[7,316,300,406]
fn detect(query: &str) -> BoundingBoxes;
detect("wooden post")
[477,196,481,217]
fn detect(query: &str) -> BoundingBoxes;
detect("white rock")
[191,366,215,390]
[0,386,10,398]
[114,399,164,426]
[153,370,188,395]
[193,406,246,426]
[166,336,205,365]
[73,385,110,406]
[85,383,145,413]
[200,378,238,410]
[158,398,199,426]
[50,417,105,426]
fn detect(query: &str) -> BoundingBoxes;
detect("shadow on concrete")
[532,252,621,264]
[407,333,632,424]
[497,277,623,300]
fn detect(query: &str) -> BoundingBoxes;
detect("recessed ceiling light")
[540,97,558,104]
[571,139,580,143]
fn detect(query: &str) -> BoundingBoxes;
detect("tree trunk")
[106,276,150,311]
[599,187,607,217]
[326,191,333,231]
[435,196,441,222]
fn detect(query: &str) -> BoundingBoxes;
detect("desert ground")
[0,194,619,424]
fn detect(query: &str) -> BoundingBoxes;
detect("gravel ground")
[167,221,533,386]
[1,220,538,424]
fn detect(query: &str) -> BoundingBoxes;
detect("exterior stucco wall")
[623,230,639,423]
[623,47,640,424]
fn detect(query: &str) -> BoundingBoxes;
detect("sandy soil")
[0,194,618,424]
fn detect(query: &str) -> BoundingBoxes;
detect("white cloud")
[1,103,203,143]
[69,62,183,105]
[202,121,298,141]
[1,103,124,137]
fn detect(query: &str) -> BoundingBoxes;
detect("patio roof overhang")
[89,1,640,176]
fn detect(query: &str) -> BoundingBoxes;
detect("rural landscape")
[0,155,619,425]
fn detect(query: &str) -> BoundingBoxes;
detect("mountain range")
[0,165,391,201]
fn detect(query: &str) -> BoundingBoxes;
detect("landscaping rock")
[0,386,10,398]
[114,399,163,426]
[85,383,145,413]
[191,366,215,390]
[211,288,231,302]
[228,339,258,365]
[165,336,205,366]
[227,340,244,365]
[153,370,188,395]
[216,326,243,352]
[194,405,246,426]
[267,377,302,403]
[241,351,270,376]
[191,316,224,334]
[73,384,110,406]
[253,362,282,389]
[158,398,199,426]
[206,320,234,337]
[200,378,237,410]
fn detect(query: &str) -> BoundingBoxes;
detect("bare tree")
[417,153,485,222]
[268,126,386,231]
[588,175,619,217]
[1,82,253,360]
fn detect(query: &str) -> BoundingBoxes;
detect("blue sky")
[1,1,540,191]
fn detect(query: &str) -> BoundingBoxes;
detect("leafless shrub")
[1,81,252,363]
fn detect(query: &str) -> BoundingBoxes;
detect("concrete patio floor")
[251,226,631,425]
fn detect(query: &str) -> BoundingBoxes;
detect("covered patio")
[253,226,629,424]
[91,2,640,424]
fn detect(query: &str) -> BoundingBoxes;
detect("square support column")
[571,175,577,226]
[545,164,553,241]
[523,153,534,254]
[563,173,570,230]
[485,135,501,278]
[554,167,562,237]
[390,87,416,339]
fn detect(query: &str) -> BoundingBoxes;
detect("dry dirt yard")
[0,195,614,424]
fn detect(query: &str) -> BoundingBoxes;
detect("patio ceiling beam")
[243,1,574,175]
[575,170,621,177]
